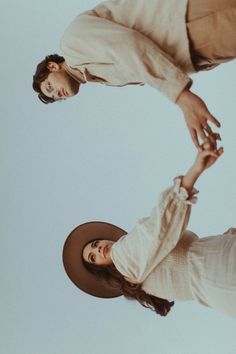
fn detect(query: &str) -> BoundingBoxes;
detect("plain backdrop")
[1,1,236,354]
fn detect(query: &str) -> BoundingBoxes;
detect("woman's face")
[82,239,114,266]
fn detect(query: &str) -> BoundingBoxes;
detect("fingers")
[194,121,221,146]
[190,128,201,150]
[202,136,216,151]
[202,124,221,140]
[201,130,222,153]
[207,114,221,128]
[211,146,224,162]
[184,107,221,149]
[190,127,220,151]
[217,146,224,156]
[197,128,209,143]
[203,122,213,136]
[189,124,212,150]
[201,146,224,159]
[212,132,221,141]
[199,146,223,170]
[202,149,218,158]
[202,141,212,151]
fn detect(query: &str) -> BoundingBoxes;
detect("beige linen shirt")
[60,0,195,102]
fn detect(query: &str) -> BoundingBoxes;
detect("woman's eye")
[92,240,98,248]
[91,255,96,263]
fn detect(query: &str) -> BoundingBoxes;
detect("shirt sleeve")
[60,11,192,102]
[111,177,198,283]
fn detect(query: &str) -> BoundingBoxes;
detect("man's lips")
[62,88,69,97]
[59,88,68,97]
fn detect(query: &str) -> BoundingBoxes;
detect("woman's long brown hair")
[84,261,174,316]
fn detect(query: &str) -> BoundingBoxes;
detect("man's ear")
[47,62,60,72]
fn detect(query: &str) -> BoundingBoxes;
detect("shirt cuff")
[173,176,198,204]
[158,75,192,103]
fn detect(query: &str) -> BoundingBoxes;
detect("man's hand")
[176,88,221,149]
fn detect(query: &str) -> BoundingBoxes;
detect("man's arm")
[61,12,192,101]
[61,12,220,147]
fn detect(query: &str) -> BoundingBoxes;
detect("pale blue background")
[1,1,236,354]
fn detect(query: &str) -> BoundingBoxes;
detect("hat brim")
[62,221,127,298]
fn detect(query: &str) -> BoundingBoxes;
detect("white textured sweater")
[111,178,198,301]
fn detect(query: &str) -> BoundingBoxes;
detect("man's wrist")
[176,87,191,109]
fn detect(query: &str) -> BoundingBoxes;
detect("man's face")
[40,62,80,101]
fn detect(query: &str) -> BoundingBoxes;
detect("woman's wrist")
[190,164,204,177]
[181,165,202,194]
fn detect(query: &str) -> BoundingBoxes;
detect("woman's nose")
[98,246,102,253]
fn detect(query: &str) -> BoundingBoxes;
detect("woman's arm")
[112,140,223,283]
[181,142,223,194]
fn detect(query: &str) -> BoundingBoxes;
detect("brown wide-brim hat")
[62,221,127,298]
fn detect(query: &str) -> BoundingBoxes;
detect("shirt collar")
[63,62,87,84]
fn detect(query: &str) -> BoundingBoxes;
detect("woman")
[63,142,236,318]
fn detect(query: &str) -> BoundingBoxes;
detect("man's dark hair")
[32,54,65,104]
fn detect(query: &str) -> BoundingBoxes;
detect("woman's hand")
[181,139,223,194]
[193,147,223,173]
[193,143,223,174]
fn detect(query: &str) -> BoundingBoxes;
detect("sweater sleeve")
[60,11,192,102]
[111,177,198,282]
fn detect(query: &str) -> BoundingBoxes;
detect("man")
[33,0,236,148]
